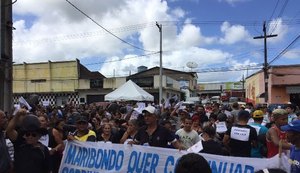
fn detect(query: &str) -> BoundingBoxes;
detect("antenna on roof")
[186,62,198,72]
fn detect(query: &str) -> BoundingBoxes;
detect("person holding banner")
[67,115,96,142]
[281,119,300,173]
[175,117,200,149]
[120,119,139,144]
[200,125,228,156]
[132,105,184,149]
[97,123,119,143]
[223,110,257,157]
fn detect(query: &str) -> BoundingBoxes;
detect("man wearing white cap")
[132,105,183,149]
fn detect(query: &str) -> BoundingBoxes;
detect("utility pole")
[240,74,245,99]
[156,22,163,105]
[0,0,13,114]
[253,21,277,103]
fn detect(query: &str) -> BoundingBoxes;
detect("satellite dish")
[186,62,198,71]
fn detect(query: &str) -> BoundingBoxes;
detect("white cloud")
[12,0,271,83]
[218,0,249,6]
[171,8,185,18]
[267,18,289,44]
[284,49,300,59]
[219,22,251,44]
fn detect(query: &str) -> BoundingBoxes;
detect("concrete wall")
[103,77,126,89]
[245,72,264,104]
[245,66,300,104]
[13,61,80,93]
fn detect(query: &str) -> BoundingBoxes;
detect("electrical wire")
[84,52,159,66]
[12,18,300,46]
[65,0,156,53]
[194,67,262,73]
[268,33,300,65]
[269,0,280,22]
[269,0,290,34]
[13,23,154,46]
[13,52,159,71]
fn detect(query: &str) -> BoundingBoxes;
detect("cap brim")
[253,116,263,118]
[24,128,48,136]
[280,125,291,131]
[76,120,88,123]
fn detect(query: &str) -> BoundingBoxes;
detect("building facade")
[198,82,245,101]
[245,65,300,107]
[13,61,198,106]
[13,59,106,105]
[127,67,198,104]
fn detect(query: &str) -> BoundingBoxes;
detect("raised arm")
[6,109,27,142]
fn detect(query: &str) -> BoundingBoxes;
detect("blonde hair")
[272,109,288,119]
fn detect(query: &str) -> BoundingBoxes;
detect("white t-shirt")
[175,129,200,149]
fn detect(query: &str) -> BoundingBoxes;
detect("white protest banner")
[216,121,227,133]
[13,104,21,116]
[187,140,203,153]
[42,100,50,107]
[133,102,145,114]
[59,141,289,173]
[18,96,32,111]
[174,101,183,109]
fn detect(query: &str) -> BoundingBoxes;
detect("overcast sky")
[12,0,300,82]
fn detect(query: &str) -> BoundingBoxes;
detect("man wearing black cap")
[223,110,257,157]
[67,114,96,142]
[6,109,50,173]
[132,105,183,149]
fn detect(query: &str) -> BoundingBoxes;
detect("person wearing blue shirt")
[249,110,268,158]
[281,119,300,173]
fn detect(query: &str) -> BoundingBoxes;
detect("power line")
[269,0,290,34]
[13,52,159,71]
[194,66,262,73]
[269,0,280,21]
[160,19,300,26]
[167,64,263,73]
[13,23,154,46]
[84,52,159,66]
[268,33,300,65]
[12,19,300,46]
[65,0,155,53]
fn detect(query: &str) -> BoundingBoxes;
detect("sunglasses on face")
[25,132,39,137]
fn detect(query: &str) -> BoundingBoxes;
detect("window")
[31,79,46,83]
[90,79,103,88]
[131,77,153,87]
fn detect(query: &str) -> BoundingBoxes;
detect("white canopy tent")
[104,80,154,101]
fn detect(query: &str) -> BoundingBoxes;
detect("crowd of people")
[0,99,300,173]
